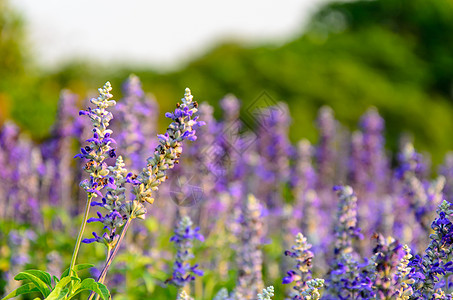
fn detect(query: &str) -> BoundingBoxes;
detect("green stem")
[88,245,113,300]
[69,194,93,276]
[88,218,133,300]
[99,218,132,282]
[100,246,113,284]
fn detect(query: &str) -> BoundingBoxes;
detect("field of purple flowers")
[1,75,453,299]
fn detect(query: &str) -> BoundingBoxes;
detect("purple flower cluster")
[324,186,373,300]
[282,233,314,299]
[6,75,453,299]
[75,82,117,198]
[0,122,42,224]
[132,88,205,205]
[113,74,159,171]
[254,103,292,211]
[76,85,203,249]
[315,106,338,190]
[407,200,453,298]
[169,215,204,291]
[370,234,406,298]
[234,194,265,299]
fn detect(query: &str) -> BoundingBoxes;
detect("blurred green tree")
[0,0,27,77]
[133,0,453,164]
[0,0,28,124]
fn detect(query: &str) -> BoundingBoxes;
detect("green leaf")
[45,288,69,300]
[94,282,110,300]
[1,283,40,300]
[60,264,94,279]
[70,276,81,283]
[14,272,51,297]
[21,270,52,287]
[52,276,59,286]
[45,276,71,300]
[67,279,110,300]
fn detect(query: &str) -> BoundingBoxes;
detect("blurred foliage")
[0,0,28,124]
[0,0,27,77]
[2,0,453,165]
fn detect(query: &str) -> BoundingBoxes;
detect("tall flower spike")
[357,107,387,193]
[254,102,292,210]
[282,233,314,298]
[169,216,204,290]
[291,140,321,242]
[396,142,445,249]
[75,82,117,198]
[41,90,79,208]
[292,139,317,196]
[131,88,205,206]
[324,186,373,299]
[396,142,427,180]
[332,185,362,256]
[13,137,42,225]
[315,106,337,189]
[184,102,224,227]
[408,200,453,298]
[216,94,243,193]
[114,74,159,171]
[234,194,265,299]
[78,86,203,288]
[394,245,414,299]
[370,234,406,299]
[0,121,21,220]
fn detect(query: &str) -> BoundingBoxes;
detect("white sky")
[12,0,327,71]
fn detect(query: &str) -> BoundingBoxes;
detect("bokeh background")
[2,1,453,298]
[2,0,453,165]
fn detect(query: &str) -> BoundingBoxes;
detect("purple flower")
[407,200,453,298]
[315,106,337,189]
[113,75,159,171]
[254,103,292,211]
[168,216,204,288]
[82,232,104,244]
[75,82,117,199]
[132,88,203,205]
[282,233,315,299]
[234,194,265,299]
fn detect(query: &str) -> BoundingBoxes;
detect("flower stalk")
[69,194,93,276]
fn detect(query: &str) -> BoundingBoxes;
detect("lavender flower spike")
[394,245,414,299]
[282,233,314,298]
[132,88,205,205]
[234,194,265,299]
[75,81,117,198]
[408,200,453,298]
[332,185,361,256]
[70,82,117,277]
[85,87,203,290]
[325,186,370,299]
[370,234,407,298]
[169,216,204,291]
